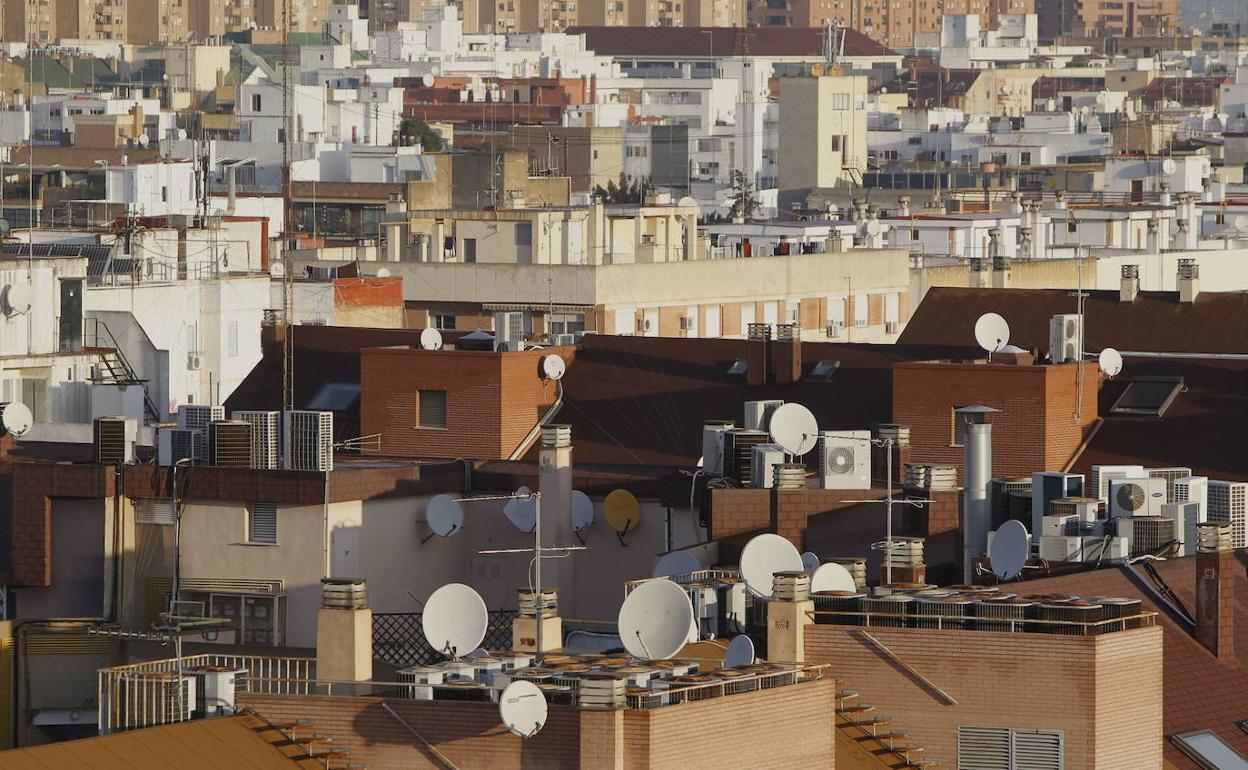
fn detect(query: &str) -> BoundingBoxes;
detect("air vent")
[208,420,253,467]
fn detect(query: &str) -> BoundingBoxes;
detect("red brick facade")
[1196,549,1236,660]
[361,347,567,460]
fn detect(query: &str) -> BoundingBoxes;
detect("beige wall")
[778,75,868,194]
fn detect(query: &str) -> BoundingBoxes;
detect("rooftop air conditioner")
[178,405,225,462]
[826,322,841,338]
[701,420,734,476]
[636,317,652,333]
[1147,466,1193,502]
[235,410,280,470]
[187,354,202,370]
[1109,477,1166,518]
[283,410,334,471]
[819,430,871,490]
[679,316,694,332]
[1090,464,1144,502]
[208,420,253,467]
[722,429,768,486]
[1048,313,1083,364]
[751,443,786,489]
[94,416,137,464]
[157,427,196,466]
[1031,472,1083,543]
[743,400,783,432]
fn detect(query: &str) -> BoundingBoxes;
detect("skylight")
[804,360,841,383]
[726,358,748,376]
[1171,730,1248,770]
[1109,376,1184,418]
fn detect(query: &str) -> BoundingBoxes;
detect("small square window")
[248,502,277,544]
[419,389,447,428]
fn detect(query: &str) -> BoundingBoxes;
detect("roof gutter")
[1118,350,1248,361]
[508,379,563,461]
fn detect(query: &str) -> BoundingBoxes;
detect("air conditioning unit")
[701,420,735,476]
[819,430,871,490]
[192,666,246,717]
[1147,466,1193,502]
[1208,481,1248,548]
[396,665,445,700]
[751,443,787,489]
[208,420,253,467]
[1031,472,1083,544]
[1048,313,1083,363]
[554,333,577,346]
[826,322,842,338]
[743,400,783,432]
[1109,477,1167,518]
[679,316,694,332]
[94,416,137,464]
[178,404,225,462]
[1090,464,1144,502]
[1048,497,1100,525]
[1039,534,1084,562]
[283,410,334,471]
[1116,515,1177,556]
[187,354,202,370]
[636,317,652,333]
[687,584,718,640]
[157,427,196,466]
[235,410,280,469]
[721,429,768,485]
[1162,501,1201,556]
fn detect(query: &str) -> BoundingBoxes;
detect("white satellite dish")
[542,353,566,380]
[1098,347,1123,377]
[176,129,188,141]
[801,551,820,573]
[653,550,701,578]
[1,283,32,317]
[677,196,698,208]
[810,562,856,593]
[988,520,1030,580]
[420,328,444,351]
[1162,158,1178,176]
[571,490,594,532]
[499,680,547,738]
[768,403,819,456]
[268,262,286,278]
[377,267,392,278]
[738,533,804,598]
[1234,215,1248,231]
[724,634,755,668]
[426,494,464,538]
[421,73,435,87]
[504,486,537,533]
[618,579,695,660]
[973,312,1010,354]
[137,134,150,147]
[864,219,881,236]
[422,583,489,658]
[0,401,34,437]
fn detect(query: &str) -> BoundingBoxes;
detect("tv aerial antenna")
[477,489,587,661]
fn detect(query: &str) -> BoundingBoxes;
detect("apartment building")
[777,73,869,204]
[749,0,1034,49]
[1035,0,1179,39]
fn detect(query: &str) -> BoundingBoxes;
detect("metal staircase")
[245,712,367,770]
[85,318,161,424]
[836,687,943,769]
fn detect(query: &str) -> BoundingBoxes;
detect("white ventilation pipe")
[958,406,999,583]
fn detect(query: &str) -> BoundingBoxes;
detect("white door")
[704,306,721,337]
[331,527,359,578]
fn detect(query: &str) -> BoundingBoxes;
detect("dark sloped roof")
[569,26,896,59]
[1018,553,1248,770]
[897,287,1248,355]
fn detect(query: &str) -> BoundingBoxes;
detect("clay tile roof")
[1018,554,1248,770]
[0,715,323,769]
[568,25,896,59]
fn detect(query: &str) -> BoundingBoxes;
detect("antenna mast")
[281,0,295,416]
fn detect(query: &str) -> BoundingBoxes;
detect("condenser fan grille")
[1116,483,1145,511]
[825,447,855,475]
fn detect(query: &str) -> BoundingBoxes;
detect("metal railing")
[623,570,740,595]
[98,654,316,734]
[83,317,161,423]
[808,608,1157,635]
[372,610,518,668]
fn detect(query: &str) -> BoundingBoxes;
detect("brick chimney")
[1120,264,1140,303]
[746,323,771,387]
[767,571,814,663]
[771,324,801,385]
[1195,522,1235,659]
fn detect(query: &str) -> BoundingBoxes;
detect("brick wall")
[709,487,887,549]
[892,361,1100,482]
[805,625,1163,770]
[3,463,114,587]
[361,347,565,459]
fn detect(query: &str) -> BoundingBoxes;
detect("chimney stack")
[1178,259,1200,303]
[316,579,373,682]
[1146,218,1160,254]
[1195,522,1234,659]
[1054,191,1067,210]
[898,195,911,217]
[1159,181,1172,207]
[1120,264,1140,302]
[968,257,990,288]
[957,406,1000,584]
[771,324,802,385]
[767,571,814,663]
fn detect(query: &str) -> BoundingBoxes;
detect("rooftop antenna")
[768,402,819,459]
[477,490,586,661]
[810,561,856,593]
[570,490,594,544]
[653,550,702,578]
[280,0,295,426]
[422,583,489,660]
[725,634,756,667]
[738,533,804,598]
[1098,347,1123,377]
[422,494,465,543]
[973,312,1011,363]
[987,519,1029,580]
[604,489,639,545]
[499,680,548,738]
[617,579,695,660]
[420,327,444,351]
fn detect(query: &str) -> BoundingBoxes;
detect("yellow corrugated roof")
[0,716,323,770]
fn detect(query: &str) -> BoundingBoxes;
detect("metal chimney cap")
[955,404,1001,423]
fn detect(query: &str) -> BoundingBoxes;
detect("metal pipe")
[961,419,993,584]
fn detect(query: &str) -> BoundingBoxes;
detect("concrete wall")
[15,499,107,619]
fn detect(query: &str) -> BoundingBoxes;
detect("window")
[419,389,447,428]
[248,502,277,544]
[830,135,842,152]
[135,497,175,525]
[830,93,849,110]
[1170,731,1248,770]
[161,186,168,202]
[432,313,455,330]
[1110,376,1184,418]
[515,223,532,246]
[952,407,967,447]
[805,359,840,382]
[908,136,923,145]
[251,93,262,111]
[1020,151,1032,166]
[463,238,477,263]
[227,321,239,357]
[957,726,1062,770]
[1068,221,1077,234]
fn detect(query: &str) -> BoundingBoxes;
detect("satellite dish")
[426,494,464,538]
[137,134,150,147]
[1,283,32,317]
[768,403,819,456]
[421,73,435,87]
[810,562,856,593]
[724,634,755,668]
[604,489,639,535]
[504,487,536,533]
[617,579,695,660]
[269,263,286,278]
[420,328,444,351]
[677,196,698,208]
[989,520,1030,580]
[422,583,489,658]
[176,129,188,141]
[0,401,34,437]
[377,267,392,277]
[1098,347,1123,377]
[801,551,820,572]
[571,490,594,532]
[1161,158,1178,175]
[738,533,804,598]
[542,353,566,380]
[653,550,701,578]
[973,312,1010,354]
[1234,215,1248,231]
[499,680,547,738]
[865,219,881,236]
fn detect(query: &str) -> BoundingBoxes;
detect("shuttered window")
[418,390,447,429]
[248,502,278,544]
[958,726,1063,770]
[135,498,176,526]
